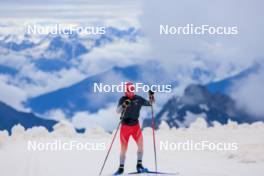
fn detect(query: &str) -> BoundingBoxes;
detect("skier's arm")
[116,97,124,113]
[140,96,152,106]
[116,105,123,114]
[140,90,155,106]
[116,97,130,113]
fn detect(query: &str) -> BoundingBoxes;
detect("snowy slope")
[0,118,263,176]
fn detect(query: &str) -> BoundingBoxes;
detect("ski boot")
[113,165,124,175]
[136,160,148,173]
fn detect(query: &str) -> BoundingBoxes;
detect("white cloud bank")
[71,104,119,131]
[140,0,264,80]
[230,67,264,118]
[140,0,264,117]
[0,75,28,111]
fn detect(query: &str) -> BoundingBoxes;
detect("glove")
[148,90,155,104]
[122,99,131,108]
[148,90,154,95]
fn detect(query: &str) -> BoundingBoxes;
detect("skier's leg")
[135,133,143,161]
[132,123,143,161]
[132,124,147,173]
[114,124,130,175]
[120,124,130,165]
[120,137,129,166]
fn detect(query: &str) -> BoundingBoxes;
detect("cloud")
[2,0,263,119]
[44,109,68,121]
[78,38,149,76]
[84,70,127,109]
[230,67,264,118]
[0,75,28,111]
[71,102,152,131]
[140,0,264,81]
[71,104,119,131]
[0,1,144,110]
[0,0,130,3]
[18,64,86,97]
[0,1,140,25]
[0,52,29,69]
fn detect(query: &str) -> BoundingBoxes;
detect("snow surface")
[0,118,264,176]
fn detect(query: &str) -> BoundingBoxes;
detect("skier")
[114,82,154,175]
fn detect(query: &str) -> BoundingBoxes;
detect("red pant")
[119,123,144,164]
[120,123,143,149]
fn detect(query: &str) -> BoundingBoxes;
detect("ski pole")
[99,108,126,175]
[151,104,158,173]
[149,90,157,173]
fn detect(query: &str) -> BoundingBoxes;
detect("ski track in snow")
[0,118,264,176]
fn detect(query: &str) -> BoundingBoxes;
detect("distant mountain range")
[0,25,262,131]
[0,101,57,134]
[24,59,259,124]
[0,27,139,75]
[143,83,259,128]
[25,63,171,116]
[143,63,262,128]
[0,63,261,132]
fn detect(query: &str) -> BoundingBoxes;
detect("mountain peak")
[143,84,257,129]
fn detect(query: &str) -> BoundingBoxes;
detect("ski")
[127,171,178,175]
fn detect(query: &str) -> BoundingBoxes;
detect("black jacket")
[117,95,151,126]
